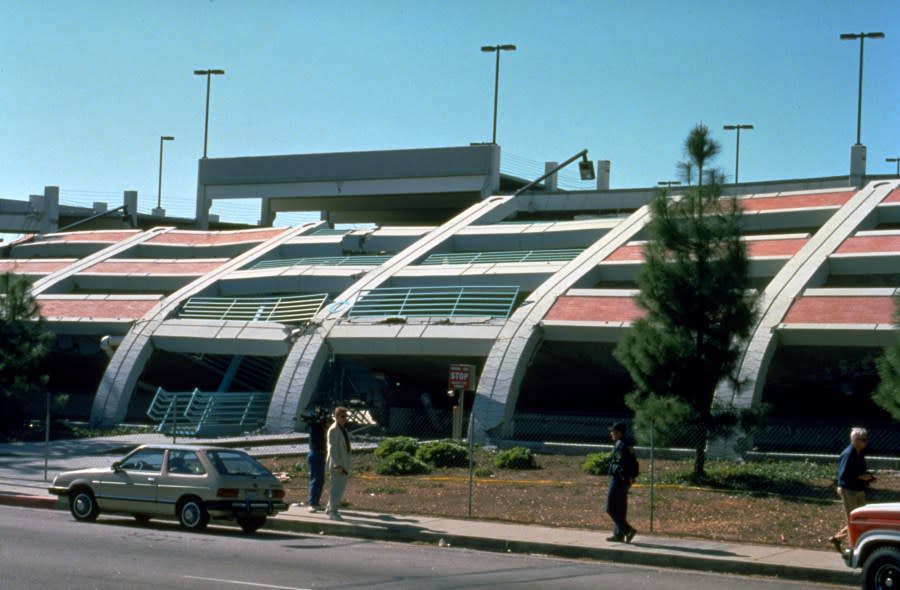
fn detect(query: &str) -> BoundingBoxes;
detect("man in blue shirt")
[829,427,875,551]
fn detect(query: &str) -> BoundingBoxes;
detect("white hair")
[850,427,868,442]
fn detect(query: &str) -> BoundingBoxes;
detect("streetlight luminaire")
[723,124,754,184]
[887,157,900,177]
[480,44,516,144]
[194,69,226,158]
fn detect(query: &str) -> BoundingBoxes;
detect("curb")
[264,517,860,587]
[0,492,61,510]
[0,491,860,586]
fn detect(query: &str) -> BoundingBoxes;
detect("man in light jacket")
[325,406,352,520]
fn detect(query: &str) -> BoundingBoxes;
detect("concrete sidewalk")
[0,434,859,587]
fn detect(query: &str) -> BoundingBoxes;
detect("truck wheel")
[863,546,900,590]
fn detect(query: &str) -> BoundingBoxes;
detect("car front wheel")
[863,546,900,590]
[178,498,209,530]
[69,489,99,522]
[237,516,266,534]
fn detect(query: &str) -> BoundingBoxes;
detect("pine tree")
[0,273,54,436]
[613,124,758,477]
[873,295,900,420]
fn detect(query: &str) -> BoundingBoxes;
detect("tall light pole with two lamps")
[481,44,516,144]
[723,124,753,184]
[193,69,225,158]
[155,136,174,217]
[839,32,884,185]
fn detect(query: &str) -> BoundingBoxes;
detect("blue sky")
[1,0,898,225]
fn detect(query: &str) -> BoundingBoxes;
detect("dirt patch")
[262,451,897,550]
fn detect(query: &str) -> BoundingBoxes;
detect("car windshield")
[205,450,270,476]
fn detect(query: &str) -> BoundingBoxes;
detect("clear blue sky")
[1,0,898,224]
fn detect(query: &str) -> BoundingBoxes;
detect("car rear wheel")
[237,516,266,534]
[863,546,900,590]
[177,498,209,530]
[69,489,99,522]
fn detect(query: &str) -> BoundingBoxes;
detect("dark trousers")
[606,476,632,537]
[308,450,324,507]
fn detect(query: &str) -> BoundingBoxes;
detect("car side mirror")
[112,461,122,471]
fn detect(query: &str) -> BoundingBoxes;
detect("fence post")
[44,391,50,481]
[649,422,655,533]
[466,405,475,517]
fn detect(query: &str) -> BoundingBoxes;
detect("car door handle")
[146,477,156,483]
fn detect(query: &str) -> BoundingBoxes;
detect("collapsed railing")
[146,387,272,438]
[178,293,328,323]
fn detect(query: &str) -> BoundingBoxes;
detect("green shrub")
[375,451,432,476]
[493,447,539,470]
[415,440,469,468]
[474,467,494,478]
[581,452,611,476]
[375,436,419,459]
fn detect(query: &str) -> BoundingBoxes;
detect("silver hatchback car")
[48,444,287,533]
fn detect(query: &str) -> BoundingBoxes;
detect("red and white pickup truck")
[843,502,900,590]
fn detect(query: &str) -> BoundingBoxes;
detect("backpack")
[622,445,640,480]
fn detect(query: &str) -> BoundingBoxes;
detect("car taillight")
[270,489,285,499]
[217,488,239,498]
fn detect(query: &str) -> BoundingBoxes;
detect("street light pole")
[839,32,884,145]
[887,157,900,177]
[723,124,754,184]
[193,69,225,158]
[157,136,174,212]
[480,44,516,144]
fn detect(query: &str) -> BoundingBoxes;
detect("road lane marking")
[183,575,311,589]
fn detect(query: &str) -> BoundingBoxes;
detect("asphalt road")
[0,506,852,590]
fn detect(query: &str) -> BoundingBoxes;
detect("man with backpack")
[606,421,638,543]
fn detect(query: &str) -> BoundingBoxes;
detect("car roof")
[131,444,248,453]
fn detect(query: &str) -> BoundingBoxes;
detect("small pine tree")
[0,273,54,436]
[873,295,900,420]
[614,124,758,477]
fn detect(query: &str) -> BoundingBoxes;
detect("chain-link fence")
[21,393,900,549]
[279,407,900,549]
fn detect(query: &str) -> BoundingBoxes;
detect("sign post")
[449,364,476,440]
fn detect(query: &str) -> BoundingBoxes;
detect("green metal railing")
[179,293,328,323]
[250,254,392,270]
[147,387,271,437]
[347,285,519,318]
[420,248,582,265]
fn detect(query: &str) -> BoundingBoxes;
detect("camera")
[299,406,330,425]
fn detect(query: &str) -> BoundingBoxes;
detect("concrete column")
[41,186,59,233]
[544,162,558,191]
[850,144,867,188]
[259,198,275,227]
[123,191,138,227]
[195,159,209,229]
[596,160,611,191]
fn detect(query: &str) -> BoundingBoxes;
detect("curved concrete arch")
[89,225,310,426]
[472,204,653,443]
[713,181,900,414]
[267,196,516,431]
